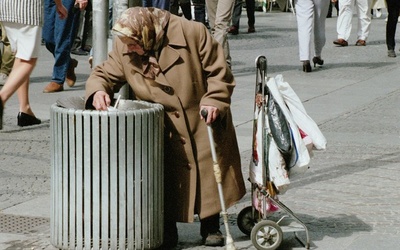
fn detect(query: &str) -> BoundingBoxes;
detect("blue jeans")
[42,0,80,84]
[142,0,170,10]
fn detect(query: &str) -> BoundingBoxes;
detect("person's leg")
[81,1,92,52]
[170,0,180,15]
[295,0,313,62]
[16,71,35,116]
[0,23,15,77]
[43,0,57,55]
[231,0,243,29]
[386,0,399,50]
[246,0,256,32]
[206,0,217,30]
[200,213,223,246]
[314,0,330,57]
[44,0,80,92]
[193,0,206,24]
[355,0,372,42]
[0,58,36,107]
[152,0,171,9]
[327,1,333,17]
[207,0,235,65]
[180,0,193,20]
[336,0,354,41]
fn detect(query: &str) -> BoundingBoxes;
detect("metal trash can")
[50,99,164,250]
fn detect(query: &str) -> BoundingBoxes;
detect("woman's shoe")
[17,112,41,127]
[312,56,324,67]
[302,61,312,72]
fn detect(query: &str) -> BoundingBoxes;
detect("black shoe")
[302,61,312,72]
[203,230,225,246]
[312,56,324,67]
[17,112,41,127]
[0,98,3,130]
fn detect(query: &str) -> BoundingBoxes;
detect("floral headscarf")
[112,7,170,79]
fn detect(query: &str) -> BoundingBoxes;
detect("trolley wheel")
[237,206,256,236]
[251,220,283,250]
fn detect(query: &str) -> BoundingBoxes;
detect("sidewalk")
[1,9,400,250]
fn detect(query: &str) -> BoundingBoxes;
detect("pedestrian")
[385,0,400,57]
[333,0,372,47]
[42,0,87,93]
[228,0,256,35]
[84,7,246,248]
[0,0,67,130]
[295,0,330,72]
[206,0,235,66]
[0,22,15,86]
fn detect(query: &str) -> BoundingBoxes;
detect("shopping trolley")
[236,56,310,250]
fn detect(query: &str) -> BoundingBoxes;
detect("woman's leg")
[0,58,37,106]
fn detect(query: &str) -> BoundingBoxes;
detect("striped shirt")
[0,0,43,26]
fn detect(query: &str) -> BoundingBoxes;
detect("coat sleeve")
[196,24,235,118]
[84,39,129,109]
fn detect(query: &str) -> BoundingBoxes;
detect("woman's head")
[112,7,170,55]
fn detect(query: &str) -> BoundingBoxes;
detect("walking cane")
[201,109,236,250]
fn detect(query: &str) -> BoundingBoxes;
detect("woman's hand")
[92,91,111,111]
[200,105,219,125]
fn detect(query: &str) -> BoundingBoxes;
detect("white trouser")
[337,0,372,41]
[295,0,330,61]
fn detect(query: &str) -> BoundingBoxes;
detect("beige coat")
[85,15,246,223]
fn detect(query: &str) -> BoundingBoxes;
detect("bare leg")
[0,57,37,114]
[17,78,35,116]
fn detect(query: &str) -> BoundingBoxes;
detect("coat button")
[180,137,186,144]
[174,111,180,118]
[186,163,192,170]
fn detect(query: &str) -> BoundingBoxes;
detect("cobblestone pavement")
[1,7,400,250]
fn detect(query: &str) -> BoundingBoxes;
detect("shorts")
[3,22,42,60]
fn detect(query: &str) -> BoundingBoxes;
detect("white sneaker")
[376,9,382,18]
[0,73,8,86]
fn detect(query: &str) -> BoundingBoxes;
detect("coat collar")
[158,16,186,72]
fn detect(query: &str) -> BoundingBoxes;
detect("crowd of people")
[0,0,399,248]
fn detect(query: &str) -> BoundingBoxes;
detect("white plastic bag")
[267,76,311,176]
[274,75,327,150]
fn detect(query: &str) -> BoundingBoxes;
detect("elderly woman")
[85,7,246,248]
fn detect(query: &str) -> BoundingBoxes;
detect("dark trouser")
[43,0,80,84]
[327,1,339,17]
[231,0,255,28]
[170,0,192,20]
[193,0,206,24]
[386,0,400,50]
[200,213,220,238]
